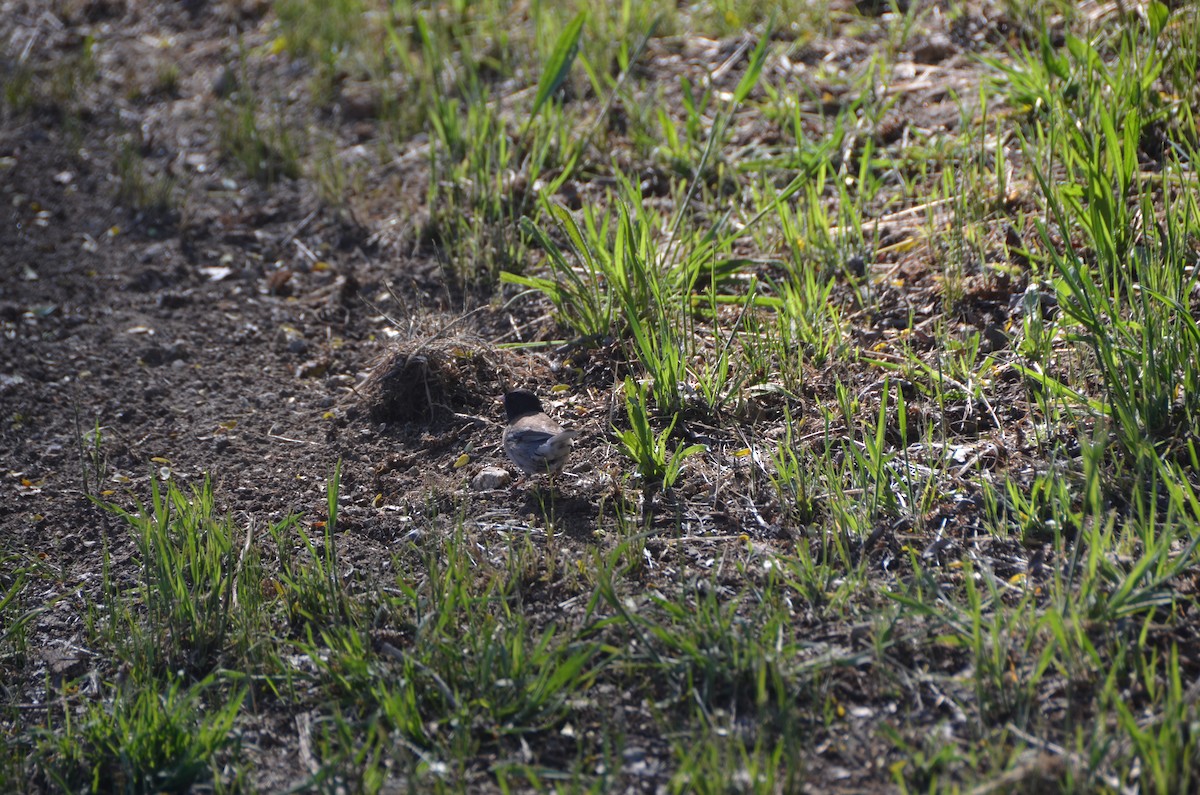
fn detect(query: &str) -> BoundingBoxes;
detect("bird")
[502,390,577,477]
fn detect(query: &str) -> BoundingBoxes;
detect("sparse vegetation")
[3,0,1200,792]
[114,139,176,218]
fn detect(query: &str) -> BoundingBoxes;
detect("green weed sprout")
[615,377,704,488]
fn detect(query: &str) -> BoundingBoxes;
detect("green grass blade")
[527,12,586,130]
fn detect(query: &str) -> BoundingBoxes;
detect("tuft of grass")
[0,554,43,664]
[33,675,244,794]
[100,476,238,675]
[217,87,301,185]
[1,64,36,115]
[1001,13,1200,457]
[273,0,368,65]
[115,139,176,218]
[269,460,358,635]
[615,377,705,489]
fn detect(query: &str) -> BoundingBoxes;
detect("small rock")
[472,467,512,491]
[138,242,170,264]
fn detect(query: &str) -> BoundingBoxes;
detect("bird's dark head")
[504,389,543,422]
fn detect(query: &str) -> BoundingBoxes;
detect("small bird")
[503,390,577,476]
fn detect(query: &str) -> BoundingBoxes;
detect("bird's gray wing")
[506,428,556,446]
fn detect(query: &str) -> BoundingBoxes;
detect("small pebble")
[472,467,512,491]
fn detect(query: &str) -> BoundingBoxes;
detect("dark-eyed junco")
[503,390,577,476]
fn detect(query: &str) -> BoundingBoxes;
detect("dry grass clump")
[359,333,501,424]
